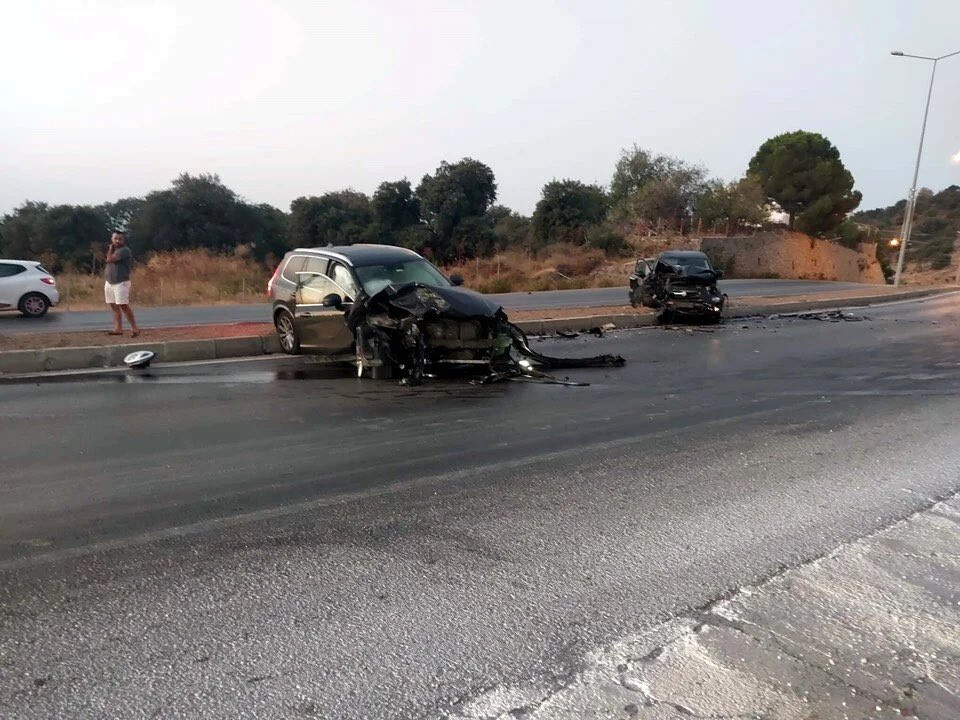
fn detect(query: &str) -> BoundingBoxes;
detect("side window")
[0,263,26,278]
[327,261,358,299]
[301,257,328,277]
[298,274,339,306]
[281,256,305,282]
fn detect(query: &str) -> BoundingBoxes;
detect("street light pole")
[890,49,960,287]
[955,231,960,287]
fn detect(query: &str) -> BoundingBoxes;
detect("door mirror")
[715,269,724,279]
[450,273,464,287]
[322,293,343,309]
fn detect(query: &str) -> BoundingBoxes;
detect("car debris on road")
[793,310,869,322]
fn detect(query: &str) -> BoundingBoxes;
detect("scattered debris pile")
[794,310,869,322]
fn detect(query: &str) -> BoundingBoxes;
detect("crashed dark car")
[628,250,726,323]
[269,244,624,385]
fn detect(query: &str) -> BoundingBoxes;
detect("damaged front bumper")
[662,288,725,318]
[348,283,625,385]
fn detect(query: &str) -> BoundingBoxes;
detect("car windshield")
[354,259,452,296]
[661,255,711,270]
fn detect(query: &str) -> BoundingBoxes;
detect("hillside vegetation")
[2,130,866,280]
[856,185,960,270]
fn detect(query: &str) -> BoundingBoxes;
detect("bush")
[476,276,515,294]
[835,219,864,249]
[586,225,628,253]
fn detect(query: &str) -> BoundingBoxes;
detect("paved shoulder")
[456,496,960,719]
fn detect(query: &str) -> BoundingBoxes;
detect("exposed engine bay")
[346,283,625,385]
[629,251,726,323]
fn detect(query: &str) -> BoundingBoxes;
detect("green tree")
[532,179,609,244]
[371,179,421,243]
[488,207,532,249]
[748,130,862,234]
[288,190,374,248]
[248,203,290,261]
[0,201,49,261]
[394,224,433,254]
[416,158,497,260]
[451,216,496,258]
[696,176,766,233]
[129,173,244,253]
[124,173,287,260]
[611,146,707,223]
[585,224,628,253]
[0,201,109,272]
[96,197,145,233]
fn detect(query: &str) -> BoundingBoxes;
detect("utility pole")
[890,48,960,287]
[955,231,960,287]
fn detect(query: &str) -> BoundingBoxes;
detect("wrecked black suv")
[269,244,624,384]
[629,250,726,323]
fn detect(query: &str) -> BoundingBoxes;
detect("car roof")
[658,250,708,258]
[0,259,41,266]
[292,244,423,267]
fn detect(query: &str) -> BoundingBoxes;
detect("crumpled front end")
[346,283,625,385]
[661,279,725,318]
[643,263,725,320]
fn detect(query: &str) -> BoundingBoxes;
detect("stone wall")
[699,231,885,284]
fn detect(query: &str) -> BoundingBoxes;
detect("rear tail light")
[267,265,281,297]
[41,277,56,285]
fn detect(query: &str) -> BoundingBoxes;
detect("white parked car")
[0,260,60,317]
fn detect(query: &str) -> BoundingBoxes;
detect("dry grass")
[901,245,960,286]
[445,244,634,294]
[56,249,270,308]
[53,241,676,309]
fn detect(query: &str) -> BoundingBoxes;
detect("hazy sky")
[3,0,959,217]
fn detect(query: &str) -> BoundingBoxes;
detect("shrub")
[586,225,629,253]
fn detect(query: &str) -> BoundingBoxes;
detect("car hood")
[368,283,505,320]
[656,262,720,286]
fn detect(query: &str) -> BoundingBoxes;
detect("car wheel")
[19,293,50,318]
[274,310,300,354]
[355,328,394,380]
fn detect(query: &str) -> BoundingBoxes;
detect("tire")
[370,363,394,380]
[355,327,395,380]
[274,309,300,354]
[19,292,50,318]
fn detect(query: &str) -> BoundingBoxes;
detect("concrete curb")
[0,287,952,375]
[726,286,951,318]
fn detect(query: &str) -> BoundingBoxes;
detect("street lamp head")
[891,50,904,56]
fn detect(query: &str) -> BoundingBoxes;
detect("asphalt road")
[0,279,877,334]
[2,293,959,719]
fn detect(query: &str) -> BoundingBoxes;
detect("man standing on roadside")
[104,231,139,337]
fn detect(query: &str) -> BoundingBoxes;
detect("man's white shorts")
[104,281,131,305]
